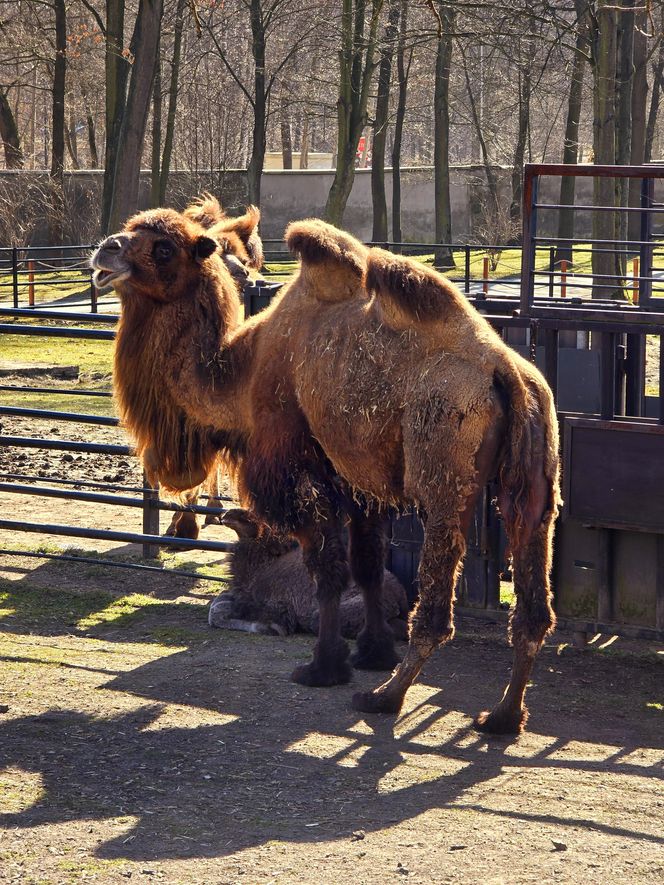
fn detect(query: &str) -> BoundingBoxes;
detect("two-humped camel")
[91,209,560,733]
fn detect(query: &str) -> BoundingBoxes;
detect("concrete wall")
[0,164,624,247]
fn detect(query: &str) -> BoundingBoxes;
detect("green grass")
[0,580,207,642]
[0,332,113,376]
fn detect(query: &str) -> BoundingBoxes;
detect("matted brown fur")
[96,210,561,732]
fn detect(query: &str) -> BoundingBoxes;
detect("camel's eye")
[154,240,174,263]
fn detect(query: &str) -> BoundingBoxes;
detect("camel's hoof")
[351,631,401,671]
[291,644,352,687]
[473,706,528,735]
[351,688,403,715]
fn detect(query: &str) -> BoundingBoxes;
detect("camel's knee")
[510,594,555,646]
[409,595,455,651]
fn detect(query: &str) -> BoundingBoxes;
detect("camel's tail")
[494,362,560,550]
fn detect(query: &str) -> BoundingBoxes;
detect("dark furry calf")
[209,508,409,640]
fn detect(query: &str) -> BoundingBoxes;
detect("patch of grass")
[0,388,117,418]
[499,581,514,607]
[0,332,113,375]
[0,580,204,642]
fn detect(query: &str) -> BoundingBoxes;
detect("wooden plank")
[564,419,664,532]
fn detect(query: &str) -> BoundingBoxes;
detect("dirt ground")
[0,387,663,884]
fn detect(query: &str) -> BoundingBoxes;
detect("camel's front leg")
[349,508,401,671]
[164,486,201,540]
[291,518,352,687]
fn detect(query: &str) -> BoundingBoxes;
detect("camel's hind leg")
[352,420,502,716]
[348,507,401,671]
[474,482,556,735]
[351,515,467,714]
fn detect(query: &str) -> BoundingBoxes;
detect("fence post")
[464,245,471,295]
[560,259,567,298]
[482,256,489,297]
[12,247,19,308]
[142,472,160,558]
[632,257,639,304]
[28,260,35,307]
[548,247,555,298]
[90,269,98,313]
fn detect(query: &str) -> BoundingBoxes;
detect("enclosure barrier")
[2,172,664,639]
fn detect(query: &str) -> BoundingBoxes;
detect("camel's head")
[185,196,264,287]
[91,208,221,303]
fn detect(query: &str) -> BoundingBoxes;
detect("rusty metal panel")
[563,417,664,532]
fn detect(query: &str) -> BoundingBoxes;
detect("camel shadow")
[0,623,661,862]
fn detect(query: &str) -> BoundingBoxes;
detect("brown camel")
[158,197,265,540]
[91,209,560,734]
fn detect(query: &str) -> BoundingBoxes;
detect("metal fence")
[0,305,236,583]
[12,235,661,311]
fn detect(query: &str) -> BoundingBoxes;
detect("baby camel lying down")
[210,508,409,640]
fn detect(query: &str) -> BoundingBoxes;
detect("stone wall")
[0,165,602,247]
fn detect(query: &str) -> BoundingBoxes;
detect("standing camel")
[159,197,265,540]
[91,209,560,733]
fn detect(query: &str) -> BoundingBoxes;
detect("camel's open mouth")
[92,267,130,290]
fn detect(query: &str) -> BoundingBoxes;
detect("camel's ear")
[192,235,218,261]
[285,219,367,279]
[217,206,263,269]
[365,247,463,326]
[184,193,225,228]
[221,508,259,539]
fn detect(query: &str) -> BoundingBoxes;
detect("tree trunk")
[49,0,67,247]
[325,0,383,226]
[371,0,400,242]
[247,0,266,205]
[510,60,531,223]
[615,1,634,257]
[159,0,185,204]
[555,0,588,265]
[628,5,649,239]
[108,0,163,232]
[433,3,455,267]
[150,43,162,208]
[80,84,99,168]
[460,45,500,229]
[101,0,130,234]
[391,0,409,250]
[50,0,66,182]
[300,114,309,168]
[281,98,293,169]
[0,91,23,168]
[645,5,664,164]
[591,1,620,299]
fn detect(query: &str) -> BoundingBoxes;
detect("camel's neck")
[114,275,254,486]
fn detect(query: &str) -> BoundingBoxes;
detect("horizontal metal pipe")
[0,324,115,340]
[535,202,664,213]
[0,385,112,397]
[0,307,117,323]
[0,547,230,584]
[0,518,235,552]
[532,235,664,249]
[0,482,226,515]
[0,470,234,501]
[0,434,130,455]
[0,406,118,426]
